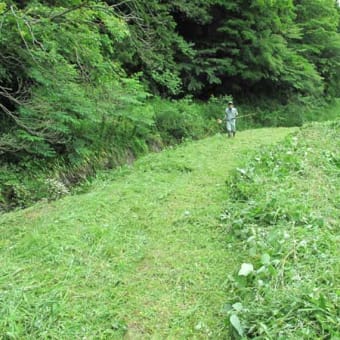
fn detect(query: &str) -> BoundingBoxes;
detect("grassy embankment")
[2,98,339,213]
[1,119,339,338]
[0,127,293,338]
[223,121,340,339]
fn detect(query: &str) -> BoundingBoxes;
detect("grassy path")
[0,128,295,338]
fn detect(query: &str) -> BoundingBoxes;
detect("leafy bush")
[234,96,340,128]
[221,121,340,339]
[154,97,219,144]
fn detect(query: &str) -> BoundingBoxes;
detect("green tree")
[171,0,323,98]
[0,1,150,160]
[294,0,340,97]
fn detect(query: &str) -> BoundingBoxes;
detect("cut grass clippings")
[0,128,293,338]
[222,121,340,339]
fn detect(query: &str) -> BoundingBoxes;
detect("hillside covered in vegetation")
[1,1,340,337]
[0,121,339,338]
[1,0,340,207]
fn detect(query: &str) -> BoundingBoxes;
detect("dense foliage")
[0,0,340,208]
[116,0,340,98]
[222,121,340,338]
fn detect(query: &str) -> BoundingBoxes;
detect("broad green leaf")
[238,263,254,276]
[230,314,244,337]
[0,2,6,14]
[261,253,271,265]
[232,302,243,312]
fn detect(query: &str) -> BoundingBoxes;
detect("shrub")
[154,98,219,144]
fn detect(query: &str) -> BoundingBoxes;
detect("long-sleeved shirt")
[225,107,238,121]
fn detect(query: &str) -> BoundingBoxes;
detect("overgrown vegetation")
[1,0,340,209]
[222,121,340,338]
[1,1,340,336]
[0,96,229,211]
[116,0,340,98]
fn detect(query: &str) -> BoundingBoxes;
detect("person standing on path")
[225,101,238,138]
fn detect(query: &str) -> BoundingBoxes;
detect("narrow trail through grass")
[0,128,295,338]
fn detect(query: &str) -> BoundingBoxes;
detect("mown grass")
[0,127,294,339]
[222,121,340,339]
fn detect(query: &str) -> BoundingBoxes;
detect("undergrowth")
[1,97,338,212]
[0,96,245,212]
[222,121,340,339]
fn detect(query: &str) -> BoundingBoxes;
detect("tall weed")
[222,121,340,339]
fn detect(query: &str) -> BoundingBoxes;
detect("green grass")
[302,98,340,123]
[222,121,340,339]
[0,127,294,339]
